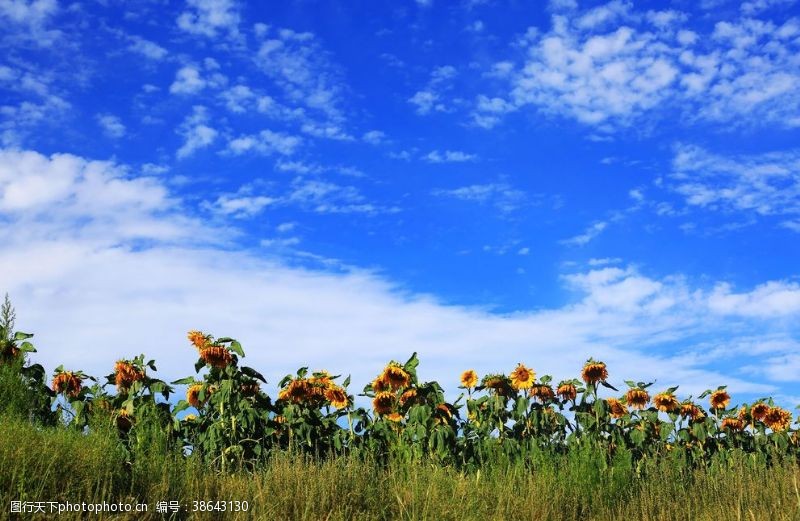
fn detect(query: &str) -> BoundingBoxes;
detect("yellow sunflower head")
[680,401,705,422]
[373,391,395,415]
[324,386,349,409]
[381,362,411,390]
[721,417,744,431]
[199,345,233,368]
[653,392,679,413]
[51,371,82,398]
[556,382,577,401]
[607,398,628,418]
[581,361,608,385]
[509,363,535,390]
[764,407,792,432]
[751,402,770,422]
[529,384,554,403]
[187,330,208,350]
[186,383,205,408]
[460,369,478,389]
[709,389,731,410]
[626,388,650,410]
[399,388,418,408]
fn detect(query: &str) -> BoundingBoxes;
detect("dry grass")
[1,417,798,520]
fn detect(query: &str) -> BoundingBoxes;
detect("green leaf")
[600,380,619,392]
[241,366,266,383]
[228,340,245,357]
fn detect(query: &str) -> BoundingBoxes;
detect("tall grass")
[2,415,798,520]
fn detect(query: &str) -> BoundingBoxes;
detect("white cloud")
[300,122,353,141]
[227,130,301,156]
[0,0,59,44]
[433,182,525,212]
[128,36,167,60]
[176,106,218,159]
[219,85,254,113]
[210,194,276,218]
[669,144,800,222]
[424,150,477,163]
[741,0,797,14]
[708,281,800,317]
[475,3,800,130]
[169,63,227,96]
[255,28,344,122]
[170,66,206,95]
[562,221,608,246]
[408,65,458,115]
[408,90,441,115]
[177,0,240,38]
[96,114,126,139]
[2,148,800,403]
[362,130,385,145]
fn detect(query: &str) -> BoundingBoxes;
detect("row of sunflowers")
[5,327,799,470]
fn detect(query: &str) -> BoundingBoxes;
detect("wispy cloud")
[433,182,526,213]
[474,2,800,130]
[177,0,241,39]
[424,150,476,163]
[408,65,458,115]
[227,129,302,156]
[176,106,218,159]
[561,221,608,246]
[96,113,126,139]
[669,144,800,226]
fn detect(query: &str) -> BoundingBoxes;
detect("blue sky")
[1,0,800,406]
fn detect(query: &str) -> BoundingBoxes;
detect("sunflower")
[200,345,233,368]
[373,391,394,415]
[381,363,411,390]
[510,364,535,390]
[680,402,705,422]
[581,361,608,385]
[653,392,679,413]
[482,374,512,397]
[529,384,555,403]
[607,398,628,418]
[114,360,144,391]
[324,386,349,409]
[764,407,792,432]
[737,406,749,422]
[626,388,650,410]
[278,378,312,403]
[460,369,478,389]
[556,382,577,401]
[709,389,731,410]
[187,330,207,350]
[721,417,744,431]
[371,375,390,393]
[186,383,205,408]
[309,370,333,388]
[51,371,82,398]
[399,388,418,408]
[751,402,769,422]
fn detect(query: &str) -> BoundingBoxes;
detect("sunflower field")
[2,303,800,519]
